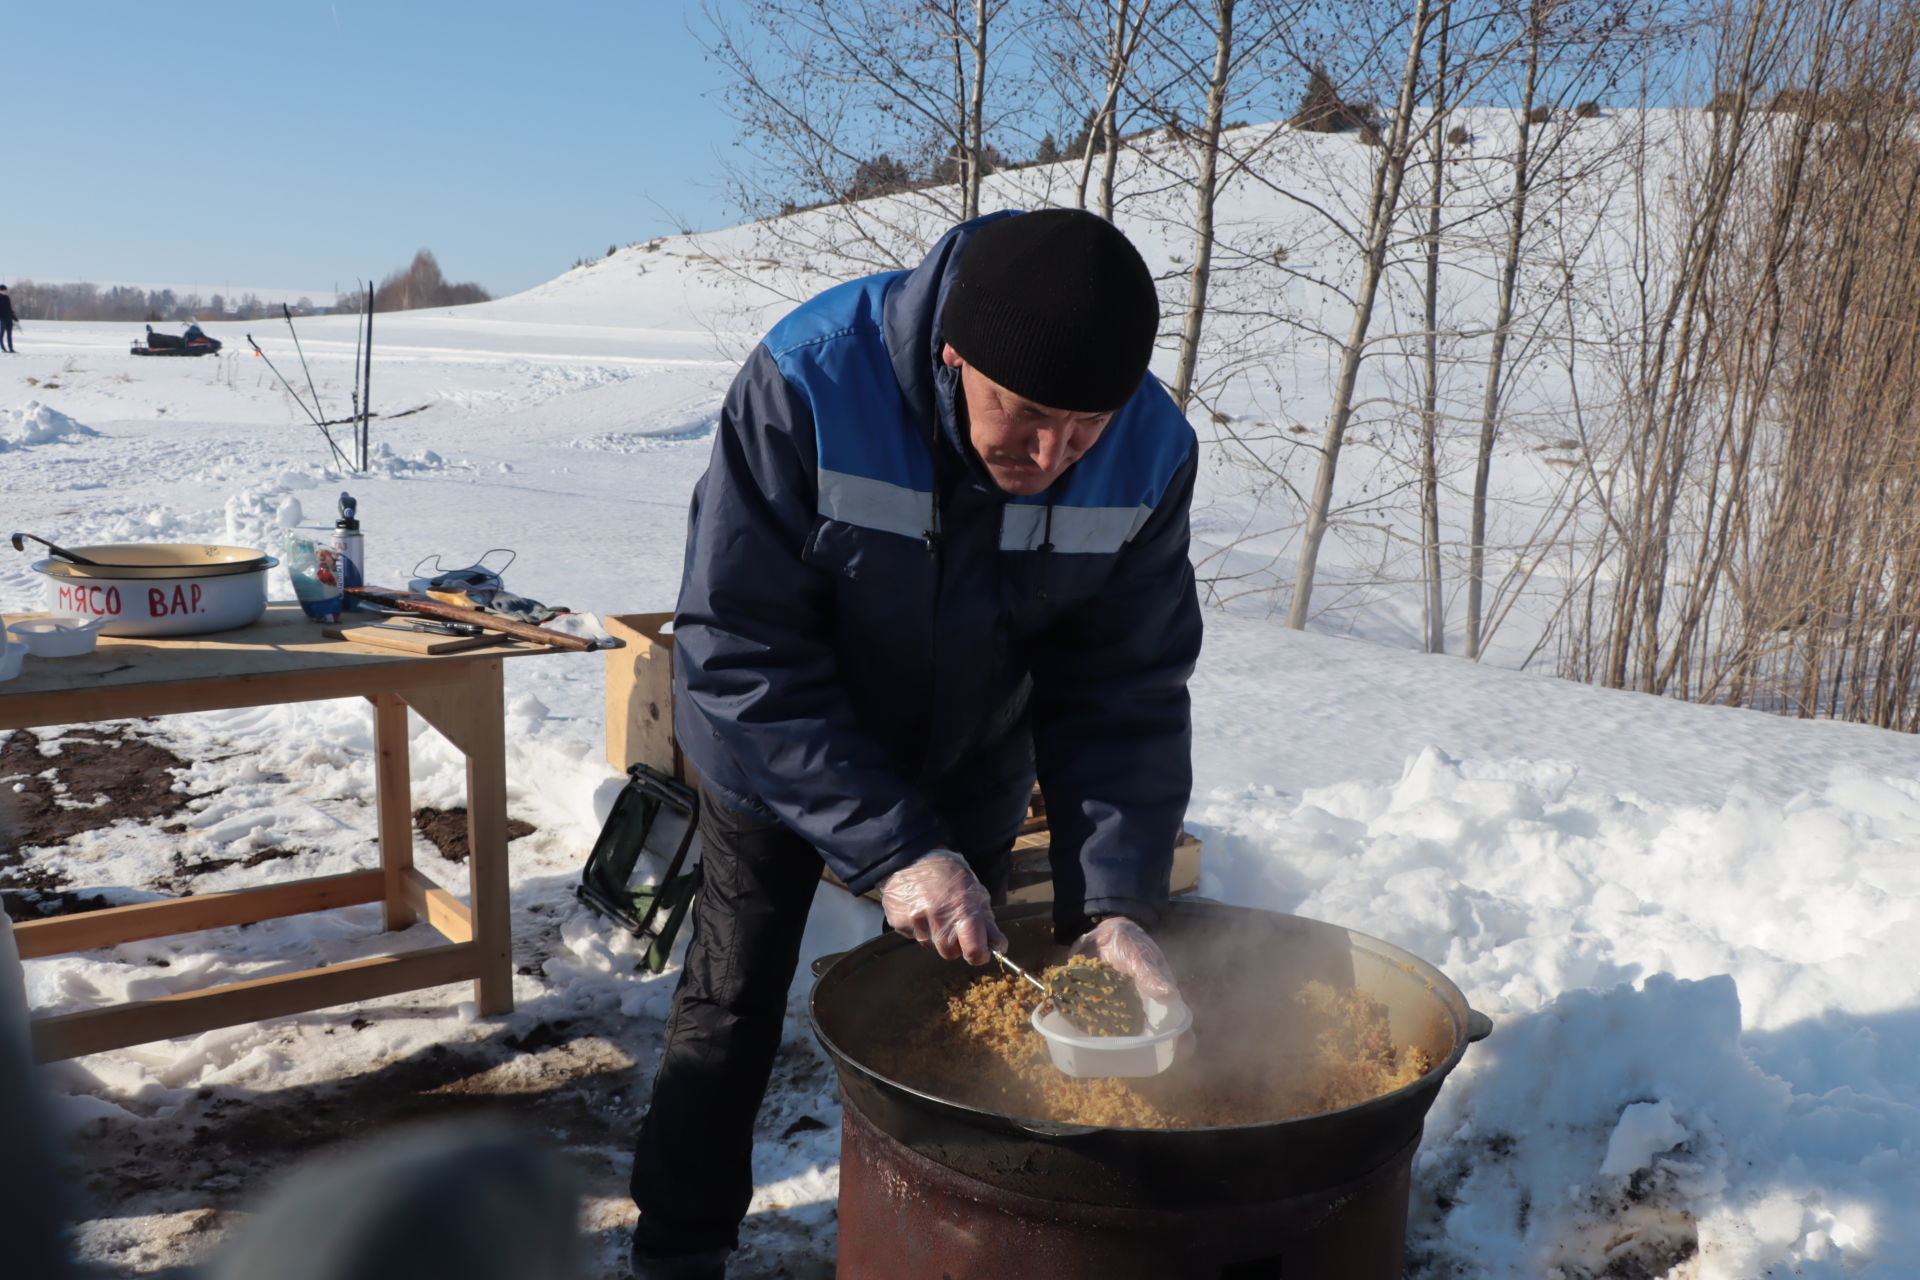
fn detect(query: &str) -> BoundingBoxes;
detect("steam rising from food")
[829,907,1458,1131]
[873,965,1434,1129]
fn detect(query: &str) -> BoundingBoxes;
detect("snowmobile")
[131,323,222,357]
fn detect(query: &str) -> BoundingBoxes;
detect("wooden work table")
[0,604,562,1063]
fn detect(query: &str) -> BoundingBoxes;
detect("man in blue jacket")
[629,208,1201,1279]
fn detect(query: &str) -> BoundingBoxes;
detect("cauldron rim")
[810,899,1488,1136]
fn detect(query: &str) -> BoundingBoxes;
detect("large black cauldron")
[810,900,1491,1210]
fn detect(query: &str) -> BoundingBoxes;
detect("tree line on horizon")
[8,249,490,325]
[3,281,326,325]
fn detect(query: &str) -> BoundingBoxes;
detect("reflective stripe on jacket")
[672,213,1201,928]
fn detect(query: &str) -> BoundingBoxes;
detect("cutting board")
[324,623,506,655]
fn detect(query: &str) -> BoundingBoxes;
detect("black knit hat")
[939,209,1159,412]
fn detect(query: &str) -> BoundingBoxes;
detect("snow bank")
[1,400,100,451]
[1191,747,1919,1276]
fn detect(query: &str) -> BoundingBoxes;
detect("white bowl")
[1031,991,1192,1078]
[9,616,108,657]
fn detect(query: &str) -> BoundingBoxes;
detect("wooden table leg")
[404,659,513,1016]
[464,661,511,1014]
[372,693,418,932]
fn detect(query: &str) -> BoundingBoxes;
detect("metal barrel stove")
[810,901,1492,1280]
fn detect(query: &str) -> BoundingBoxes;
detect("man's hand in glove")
[879,850,1007,965]
[1070,916,1179,1000]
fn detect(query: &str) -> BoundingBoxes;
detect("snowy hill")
[2,111,1917,1278]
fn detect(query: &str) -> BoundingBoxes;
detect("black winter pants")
[1,322,13,353]
[628,783,1010,1260]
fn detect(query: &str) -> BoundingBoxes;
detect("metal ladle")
[993,949,1052,1000]
[9,532,100,566]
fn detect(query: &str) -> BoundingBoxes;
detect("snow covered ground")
[3,145,1919,1279]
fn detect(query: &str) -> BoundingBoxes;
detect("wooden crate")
[1003,793,1204,906]
[604,612,685,782]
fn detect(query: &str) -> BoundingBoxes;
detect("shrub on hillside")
[1575,100,1601,119]
[931,142,1008,185]
[1768,85,1909,119]
[1065,110,1110,158]
[1291,66,1374,134]
[846,153,916,201]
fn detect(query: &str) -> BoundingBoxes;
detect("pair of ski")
[247,288,374,471]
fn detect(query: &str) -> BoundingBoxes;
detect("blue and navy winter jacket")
[673,212,1202,929]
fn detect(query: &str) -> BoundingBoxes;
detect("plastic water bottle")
[334,492,365,611]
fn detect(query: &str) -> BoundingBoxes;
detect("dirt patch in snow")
[62,1014,843,1279]
[0,723,202,920]
[1410,1129,1701,1280]
[93,1021,635,1182]
[0,724,196,852]
[148,843,307,899]
[413,805,538,862]
[67,1020,647,1274]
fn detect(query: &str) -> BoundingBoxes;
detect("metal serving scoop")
[10,532,100,566]
[993,950,1146,1037]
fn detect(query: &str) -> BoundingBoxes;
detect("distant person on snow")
[626,208,1201,1280]
[0,285,17,353]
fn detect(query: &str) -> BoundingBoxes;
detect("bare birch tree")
[1459,12,1545,657]
[1120,0,1308,416]
[1285,0,1445,629]
[1039,0,1161,217]
[1415,3,1454,653]
[1457,0,1667,658]
[701,0,1037,284]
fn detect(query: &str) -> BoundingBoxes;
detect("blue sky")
[4,3,737,300]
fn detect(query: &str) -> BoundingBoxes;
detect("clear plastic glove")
[879,850,1007,965]
[1070,916,1179,1001]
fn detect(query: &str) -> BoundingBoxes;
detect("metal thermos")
[334,493,365,610]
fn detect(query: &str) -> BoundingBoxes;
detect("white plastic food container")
[1032,991,1192,1079]
[0,638,22,682]
[31,545,278,638]
[8,615,110,657]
